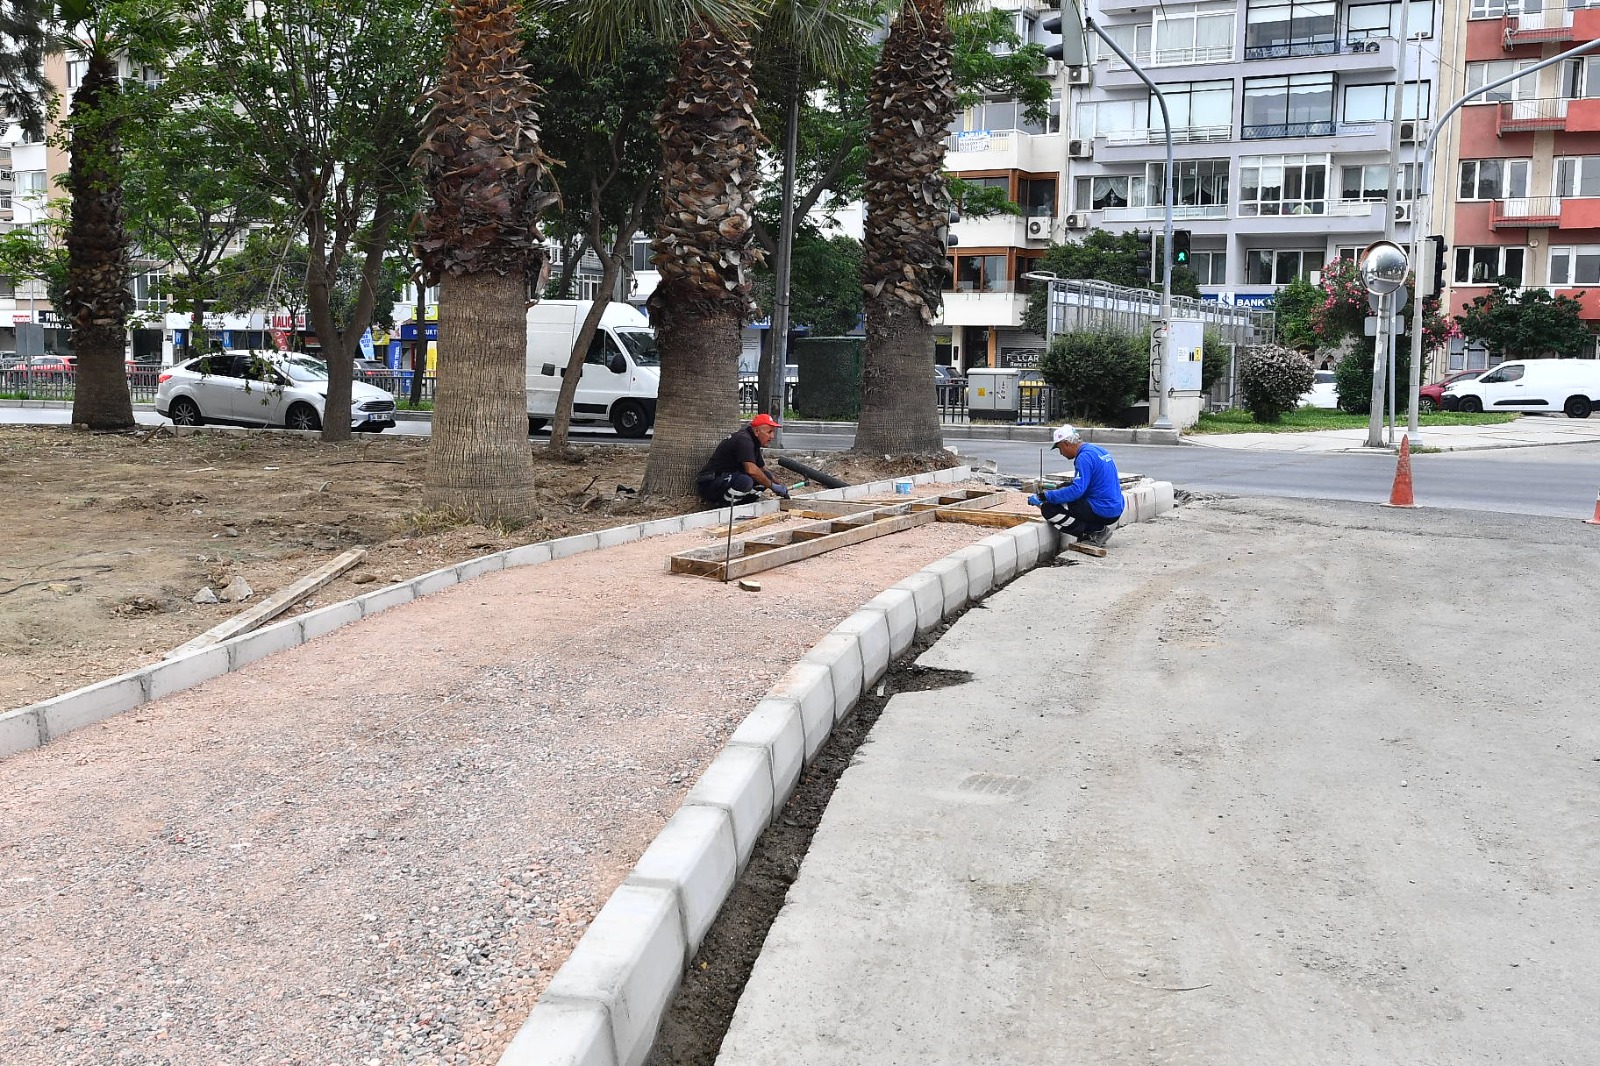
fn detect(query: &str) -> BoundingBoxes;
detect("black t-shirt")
[699,426,763,479]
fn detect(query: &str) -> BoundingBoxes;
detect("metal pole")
[766,79,801,447]
[1387,296,1397,443]
[1366,0,1413,447]
[1085,17,1174,430]
[1407,33,1600,444]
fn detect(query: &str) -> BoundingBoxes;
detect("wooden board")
[165,548,367,658]
[1065,540,1107,558]
[934,509,1039,529]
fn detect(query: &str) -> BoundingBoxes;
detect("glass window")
[1243,74,1335,136]
[1073,174,1148,210]
[1342,82,1431,122]
[1245,0,1337,58]
[1340,163,1415,201]
[955,254,1007,292]
[1467,60,1537,102]
[1082,98,1149,140]
[1147,159,1232,207]
[1019,177,1057,217]
[1453,246,1526,284]
[1549,245,1600,285]
[1469,0,1543,18]
[1563,56,1600,99]
[1555,157,1600,197]
[1101,21,1154,61]
[632,240,652,272]
[1158,80,1234,134]
[1240,154,1329,214]
[1189,249,1228,284]
[1244,249,1321,285]
[1346,1,1436,39]
[1153,9,1235,62]
[1458,159,1531,200]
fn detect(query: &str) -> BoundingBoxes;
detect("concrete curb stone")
[625,805,739,956]
[0,708,43,758]
[799,633,865,723]
[726,697,806,803]
[950,543,997,601]
[857,588,918,659]
[830,612,892,689]
[499,999,615,1066]
[684,745,774,868]
[768,662,836,761]
[981,532,1020,584]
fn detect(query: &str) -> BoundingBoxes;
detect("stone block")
[951,544,996,601]
[896,570,945,634]
[831,611,891,689]
[628,804,738,954]
[981,533,1019,584]
[924,557,969,616]
[542,884,685,1066]
[35,674,146,742]
[1011,522,1043,572]
[858,587,917,658]
[768,661,835,760]
[414,564,461,597]
[228,619,305,670]
[0,708,43,758]
[800,632,865,721]
[145,645,231,701]
[549,532,602,560]
[639,516,686,538]
[358,582,417,617]
[498,999,616,1066]
[597,524,641,549]
[505,542,554,568]
[1154,480,1176,514]
[728,697,806,803]
[687,745,774,867]
[299,600,362,641]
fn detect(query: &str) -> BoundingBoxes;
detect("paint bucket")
[893,479,913,495]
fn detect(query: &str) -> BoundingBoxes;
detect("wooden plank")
[729,512,786,537]
[1065,540,1107,558]
[721,509,936,580]
[935,509,1039,529]
[166,548,367,658]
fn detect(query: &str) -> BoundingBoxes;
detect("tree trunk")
[548,261,618,452]
[640,307,742,498]
[856,296,942,454]
[422,270,536,523]
[65,51,134,431]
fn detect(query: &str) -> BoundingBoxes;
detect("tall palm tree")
[853,0,956,456]
[638,22,766,497]
[54,0,181,432]
[414,0,558,524]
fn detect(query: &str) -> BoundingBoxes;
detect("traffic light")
[1133,230,1154,281]
[1039,9,1087,65]
[1172,229,1191,267]
[1426,234,1447,299]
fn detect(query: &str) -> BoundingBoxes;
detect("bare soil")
[0,426,954,712]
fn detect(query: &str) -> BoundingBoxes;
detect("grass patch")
[394,399,433,411]
[1191,408,1520,434]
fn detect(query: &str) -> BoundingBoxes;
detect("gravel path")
[0,506,1002,1065]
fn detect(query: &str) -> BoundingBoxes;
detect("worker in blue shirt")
[1026,424,1124,548]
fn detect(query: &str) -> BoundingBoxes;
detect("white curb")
[626,804,739,956]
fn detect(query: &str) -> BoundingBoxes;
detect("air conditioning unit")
[1394,202,1413,224]
[1026,216,1055,240]
[1067,138,1093,159]
[1065,212,1090,230]
[1399,120,1426,143]
[1066,66,1092,87]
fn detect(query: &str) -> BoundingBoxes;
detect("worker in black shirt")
[696,413,790,506]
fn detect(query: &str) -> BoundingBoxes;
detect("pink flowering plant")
[1307,257,1460,353]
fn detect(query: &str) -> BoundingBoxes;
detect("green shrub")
[1201,329,1229,392]
[1039,329,1146,423]
[1239,343,1314,423]
[1333,347,1421,414]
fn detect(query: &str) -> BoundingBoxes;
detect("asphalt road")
[6,407,1596,520]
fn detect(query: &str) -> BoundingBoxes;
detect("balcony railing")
[1101,204,1231,223]
[945,130,1018,155]
[1241,120,1337,139]
[1497,97,1568,133]
[1490,196,1562,227]
[1243,38,1339,60]
[1110,44,1236,69]
[1102,124,1232,146]
[1503,9,1575,45]
[1236,198,1394,218]
[945,280,1030,295]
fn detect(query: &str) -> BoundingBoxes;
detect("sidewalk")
[1186,412,1600,453]
[714,499,1600,1066]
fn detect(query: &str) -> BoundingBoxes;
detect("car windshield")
[615,329,659,367]
[278,356,331,382]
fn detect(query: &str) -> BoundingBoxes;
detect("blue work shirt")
[1041,442,1125,518]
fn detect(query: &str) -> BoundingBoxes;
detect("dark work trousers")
[697,471,763,507]
[1040,497,1116,539]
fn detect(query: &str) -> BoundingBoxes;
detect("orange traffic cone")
[1386,436,1416,508]
[1586,489,1600,525]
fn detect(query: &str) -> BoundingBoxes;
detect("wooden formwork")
[672,489,1014,581]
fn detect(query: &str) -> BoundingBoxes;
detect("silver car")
[155,351,397,432]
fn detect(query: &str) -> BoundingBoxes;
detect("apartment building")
[1436,0,1600,370]
[937,0,1437,372]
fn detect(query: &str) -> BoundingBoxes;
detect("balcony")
[1234,198,1385,233]
[1502,9,1574,47]
[1101,204,1231,224]
[1489,196,1562,227]
[1102,125,1232,147]
[944,130,1065,175]
[1497,97,1568,133]
[1108,44,1236,72]
[939,284,1027,328]
[1241,120,1337,139]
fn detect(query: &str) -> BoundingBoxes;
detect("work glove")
[771,482,791,499]
[1027,494,1043,508]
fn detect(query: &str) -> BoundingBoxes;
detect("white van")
[526,300,658,437]
[1443,359,1600,418]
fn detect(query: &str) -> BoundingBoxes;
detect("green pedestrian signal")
[1172,229,1191,266]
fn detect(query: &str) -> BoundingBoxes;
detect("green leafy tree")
[1023,230,1203,334]
[1333,347,1420,416]
[753,229,863,337]
[1271,275,1321,352]
[0,221,69,317]
[1038,329,1144,423]
[1201,328,1228,393]
[189,0,444,442]
[1239,343,1314,423]
[210,234,406,341]
[1458,281,1593,360]
[0,0,50,140]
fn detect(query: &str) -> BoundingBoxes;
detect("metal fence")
[1043,277,1274,350]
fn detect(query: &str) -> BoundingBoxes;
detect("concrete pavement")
[1187,412,1600,453]
[716,498,1600,1066]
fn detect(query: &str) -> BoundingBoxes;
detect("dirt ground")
[1,426,953,713]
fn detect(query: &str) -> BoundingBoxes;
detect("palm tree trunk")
[422,270,536,521]
[852,0,955,456]
[642,308,742,496]
[65,51,134,431]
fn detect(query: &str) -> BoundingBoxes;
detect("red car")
[4,355,76,384]
[1419,369,1487,412]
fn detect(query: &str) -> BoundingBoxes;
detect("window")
[1453,246,1526,284]
[1153,8,1235,63]
[1073,174,1149,210]
[1019,176,1057,217]
[1157,81,1233,134]
[950,96,1058,135]
[1549,245,1600,285]
[1243,74,1335,137]
[1240,154,1329,215]
[1340,162,1416,201]
[1244,249,1322,285]
[1245,0,1338,59]
[1478,363,1525,383]
[1189,249,1228,285]
[131,270,167,312]
[955,254,1007,292]
[1100,21,1153,62]
[1147,159,1231,207]
[1077,98,1149,140]
[1346,1,1436,39]
[1458,159,1530,200]
[1341,81,1431,122]
[631,240,652,272]
[16,170,45,198]
[1555,156,1600,197]
[1467,60,1537,102]
[1469,0,1543,18]
[1564,57,1600,100]
[0,275,13,299]
[66,60,87,88]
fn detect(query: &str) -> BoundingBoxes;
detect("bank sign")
[1201,292,1276,309]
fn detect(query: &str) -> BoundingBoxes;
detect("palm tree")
[53,0,181,432]
[638,22,766,497]
[853,0,956,456]
[414,0,558,524]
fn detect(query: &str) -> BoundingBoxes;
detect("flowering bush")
[1239,343,1314,423]
[1307,256,1460,355]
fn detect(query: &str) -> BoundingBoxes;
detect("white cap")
[1051,424,1080,446]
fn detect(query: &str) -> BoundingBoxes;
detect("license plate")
[364,411,386,421]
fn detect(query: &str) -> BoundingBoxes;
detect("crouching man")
[695,413,790,507]
[1027,424,1124,548]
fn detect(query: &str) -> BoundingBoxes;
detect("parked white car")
[155,351,397,432]
[1443,359,1600,418]
[1300,369,1339,409]
[525,300,658,437]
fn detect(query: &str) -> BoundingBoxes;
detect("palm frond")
[543,0,769,63]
